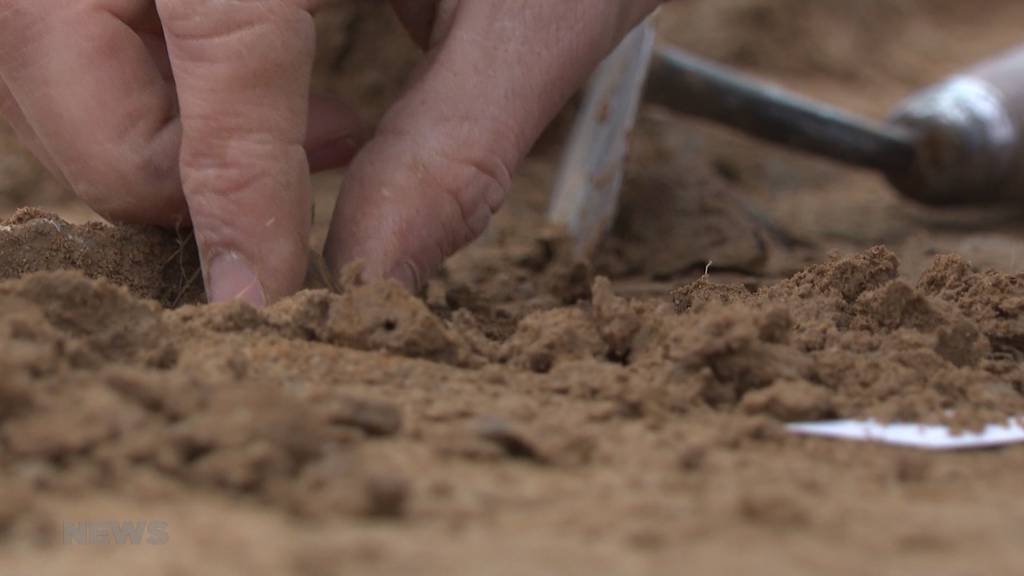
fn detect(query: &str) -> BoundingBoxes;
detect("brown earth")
[3,2,1024,574]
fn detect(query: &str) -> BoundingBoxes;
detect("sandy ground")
[2,1,1024,574]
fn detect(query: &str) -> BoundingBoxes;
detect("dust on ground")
[3,2,1024,575]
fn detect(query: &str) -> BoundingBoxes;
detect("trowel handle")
[889,45,1024,206]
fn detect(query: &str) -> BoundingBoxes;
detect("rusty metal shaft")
[645,46,917,175]
[646,44,1024,208]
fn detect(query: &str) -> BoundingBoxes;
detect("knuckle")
[156,0,316,83]
[176,134,306,214]
[435,152,511,250]
[157,0,315,40]
[178,144,263,203]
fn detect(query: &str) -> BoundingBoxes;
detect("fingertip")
[387,258,423,293]
[206,250,267,307]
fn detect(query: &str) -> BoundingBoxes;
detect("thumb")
[324,0,661,291]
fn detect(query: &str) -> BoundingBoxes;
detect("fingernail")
[388,260,422,293]
[207,251,266,307]
[307,136,360,172]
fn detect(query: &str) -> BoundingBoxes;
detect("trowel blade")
[548,17,657,260]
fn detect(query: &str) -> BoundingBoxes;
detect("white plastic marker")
[787,418,1024,451]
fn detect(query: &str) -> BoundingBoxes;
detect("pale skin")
[0,0,662,305]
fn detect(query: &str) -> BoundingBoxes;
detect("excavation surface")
[2,2,1024,574]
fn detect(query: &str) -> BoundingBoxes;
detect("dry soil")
[2,2,1024,575]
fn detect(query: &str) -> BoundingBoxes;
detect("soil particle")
[786,245,900,303]
[671,276,752,312]
[740,379,835,421]
[268,282,482,367]
[591,276,643,359]
[0,209,202,307]
[0,271,174,369]
[476,418,551,464]
[737,486,813,528]
[503,307,606,373]
[363,473,410,519]
[919,254,1024,356]
[633,303,814,408]
[323,397,403,437]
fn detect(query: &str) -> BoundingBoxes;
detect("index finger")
[156,0,322,305]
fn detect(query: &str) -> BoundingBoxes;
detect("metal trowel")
[549,18,1024,259]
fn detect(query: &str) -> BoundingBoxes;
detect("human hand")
[0,0,661,306]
